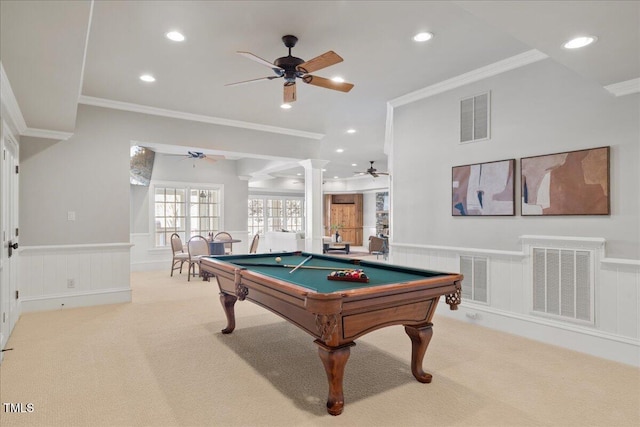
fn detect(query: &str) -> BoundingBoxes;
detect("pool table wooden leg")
[404,323,434,383]
[219,293,237,334]
[315,340,355,416]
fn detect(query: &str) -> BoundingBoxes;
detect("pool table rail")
[199,253,463,416]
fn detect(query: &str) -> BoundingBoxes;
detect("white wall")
[137,153,248,233]
[20,116,130,246]
[393,59,639,259]
[362,191,377,243]
[20,103,318,300]
[390,58,639,366]
[130,153,249,271]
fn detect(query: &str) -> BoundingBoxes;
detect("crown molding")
[389,49,549,108]
[0,61,27,136]
[604,78,640,97]
[78,95,325,140]
[2,62,74,140]
[22,127,74,140]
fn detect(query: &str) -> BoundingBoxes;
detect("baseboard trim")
[437,301,640,367]
[21,288,131,312]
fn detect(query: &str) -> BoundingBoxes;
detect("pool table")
[199,252,462,415]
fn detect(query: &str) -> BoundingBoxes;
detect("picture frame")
[452,159,516,216]
[520,146,610,216]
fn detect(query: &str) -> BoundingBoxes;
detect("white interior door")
[0,121,19,356]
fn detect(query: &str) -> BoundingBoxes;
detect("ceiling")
[1,1,638,181]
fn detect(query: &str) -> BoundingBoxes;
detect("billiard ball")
[275,257,282,263]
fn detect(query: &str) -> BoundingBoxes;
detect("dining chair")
[170,233,189,277]
[213,231,234,254]
[187,235,210,281]
[249,233,260,253]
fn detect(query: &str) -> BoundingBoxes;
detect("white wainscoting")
[130,231,250,272]
[19,243,133,312]
[130,233,171,272]
[390,237,640,367]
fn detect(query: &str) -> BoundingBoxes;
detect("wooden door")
[330,204,358,244]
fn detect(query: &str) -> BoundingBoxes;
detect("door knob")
[8,241,18,257]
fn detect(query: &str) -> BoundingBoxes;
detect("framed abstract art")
[452,159,515,216]
[520,146,610,216]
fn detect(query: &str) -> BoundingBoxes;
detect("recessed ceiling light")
[334,176,339,179]
[346,129,356,134]
[331,76,345,83]
[336,148,344,153]
[413,32,433,42]
[322,168,327,172]
[296,173,302,176]
[351,163,357,167]
[139,74,155,82]
[280,103,292,109]
[563,36,597,49]
[166,31,185,42]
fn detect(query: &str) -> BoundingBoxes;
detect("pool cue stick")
[289,255,313,274]
[234,263,357,271]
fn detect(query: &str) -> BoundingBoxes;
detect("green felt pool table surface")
[199,251,463,416]
[208,252,448,293]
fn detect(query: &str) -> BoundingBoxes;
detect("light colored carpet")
[0,269,638,427]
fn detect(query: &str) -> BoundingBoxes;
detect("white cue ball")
[275,257,282,263]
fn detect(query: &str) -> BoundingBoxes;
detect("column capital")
[299,159,330,170]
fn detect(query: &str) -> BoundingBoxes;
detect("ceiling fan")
[355,161,389,178]
[167,151,225,166]
[226,35,354,103]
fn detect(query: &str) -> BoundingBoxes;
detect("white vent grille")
[532,248,593,323]
[460,91,490,143]
[460,256,488,303]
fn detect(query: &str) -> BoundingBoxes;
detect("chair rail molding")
[390,236,639,367]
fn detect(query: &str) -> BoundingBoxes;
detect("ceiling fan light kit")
[355,161,389,178]
[228,35,354,103]
[166,151,225,166]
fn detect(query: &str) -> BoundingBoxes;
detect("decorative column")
[299,159,329,253]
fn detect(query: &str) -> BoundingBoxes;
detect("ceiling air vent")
[460,91,490,143]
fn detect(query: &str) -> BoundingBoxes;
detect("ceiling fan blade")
[302,75,354,92]
[225,75,281,87]
[237,51,284,71]
[297,51,343,74]
[201,154,225,162]
[284,83,297,103]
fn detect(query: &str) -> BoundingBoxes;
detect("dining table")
[208,238,242,255]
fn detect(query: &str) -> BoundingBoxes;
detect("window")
[248,198,264,236]
[248,196,304,235]
[190,189,221,237]
[285,199,303,231]
[266,199,284,231]
[153,184,222,247]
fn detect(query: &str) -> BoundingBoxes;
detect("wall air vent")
[532,247,594,324]
[460,91,490,143]
[460,255,488,303]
